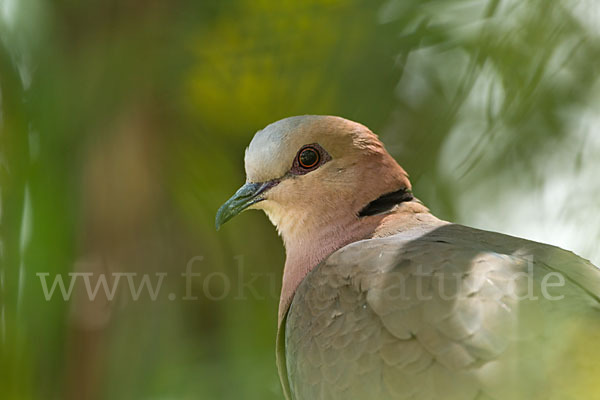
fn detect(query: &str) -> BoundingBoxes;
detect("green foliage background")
[1,0,599,399]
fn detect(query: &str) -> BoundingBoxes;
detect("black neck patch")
[358,188,414,217]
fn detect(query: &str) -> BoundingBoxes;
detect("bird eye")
[298,147,320,169]
[290,143,330,175]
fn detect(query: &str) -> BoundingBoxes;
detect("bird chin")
[246,200,266,211]
[255,200,286,228]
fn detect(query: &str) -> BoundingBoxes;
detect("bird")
[215,115,600,400]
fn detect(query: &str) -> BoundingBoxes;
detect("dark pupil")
[300,149,318,167]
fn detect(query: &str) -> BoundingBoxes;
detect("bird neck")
[274,151,419,322]
[278,210,386,322]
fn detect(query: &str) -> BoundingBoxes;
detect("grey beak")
[215,181,278,230]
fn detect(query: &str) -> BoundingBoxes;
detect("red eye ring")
[298,147,320,169]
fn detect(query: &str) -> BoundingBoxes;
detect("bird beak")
[215,181,278,230]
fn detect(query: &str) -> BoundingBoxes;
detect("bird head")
[215,115,411,244]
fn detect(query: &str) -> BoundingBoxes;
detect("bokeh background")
[1,0,599,399]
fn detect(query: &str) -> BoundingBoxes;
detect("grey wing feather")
[285,224,600,400]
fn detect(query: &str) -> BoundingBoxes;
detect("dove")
[215,115,600,400]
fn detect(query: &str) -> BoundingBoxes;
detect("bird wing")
[282,224,600,400]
